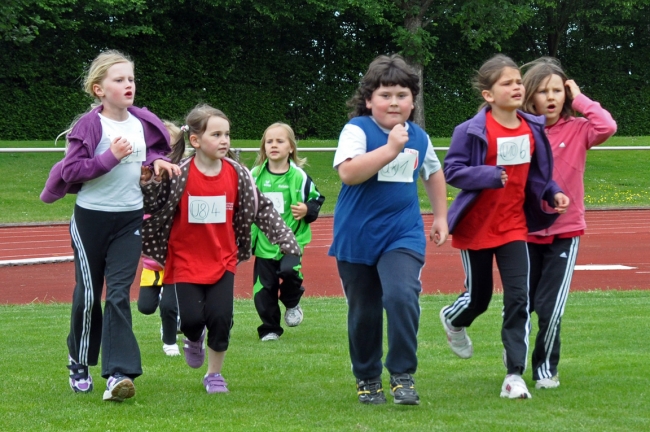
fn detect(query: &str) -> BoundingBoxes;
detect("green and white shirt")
[251,160,324,259]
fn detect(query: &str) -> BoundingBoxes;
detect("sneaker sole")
[103,379,135,402]
[392,396,420,405]
[500,391,532,399]
[535,381,560,389]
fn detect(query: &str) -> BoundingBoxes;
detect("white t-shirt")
[76,113,146,212]
[332,117,442,180]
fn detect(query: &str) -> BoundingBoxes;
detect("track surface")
[1,210,648,304]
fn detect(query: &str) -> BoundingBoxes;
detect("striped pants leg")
[67,205,143,379]
[528,237,580,381]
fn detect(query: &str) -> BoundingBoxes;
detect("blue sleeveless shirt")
[328,116,429,265]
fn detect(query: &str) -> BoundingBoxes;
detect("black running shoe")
[356,377,386,405]
[390,373,420,405]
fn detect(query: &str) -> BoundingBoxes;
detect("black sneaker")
[390,373,420,405]
[356,377,386,405]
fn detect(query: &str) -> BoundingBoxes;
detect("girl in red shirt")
[440,55,569,399]
[141,105,300,394]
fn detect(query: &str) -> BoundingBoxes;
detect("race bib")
[119,136,146,164]
[264,192,285,214]
[188,195,226,223]
[378,152,417,183]
[496,134,531,166]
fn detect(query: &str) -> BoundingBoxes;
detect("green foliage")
[0,292,649,430]
[0,0,648,139]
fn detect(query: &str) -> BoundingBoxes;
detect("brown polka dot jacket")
[141,156,301,268]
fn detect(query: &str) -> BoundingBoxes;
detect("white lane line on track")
[0,256,74,267]
[574,265,637,270]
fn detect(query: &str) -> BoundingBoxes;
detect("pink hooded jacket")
[530,94,617,236]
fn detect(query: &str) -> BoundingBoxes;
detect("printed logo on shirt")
[559,252,567,258]
[134,229,140,236]
[559,142,566,148]
[278,184,289,189]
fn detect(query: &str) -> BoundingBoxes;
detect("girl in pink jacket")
[522,57,617,390]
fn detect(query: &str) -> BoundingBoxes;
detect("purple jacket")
[40,105,171,203]
[444,107,562,234]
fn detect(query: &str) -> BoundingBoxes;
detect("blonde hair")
[521,57,574,120]
[168,104,235,163]
[56,50,134,149]
[472,54,520,111]
[83,50,134,102]
[162,120,181,143]
[254,122,306,168]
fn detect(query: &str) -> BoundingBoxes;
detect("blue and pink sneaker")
[67,356,93,393]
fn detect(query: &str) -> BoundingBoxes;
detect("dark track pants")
[168,271,235,352]
[137,279,179,345]
[67,205,143,379]
[253,257,304,338]
[337,248,424,380]
[528,236,580,380]
[442,241,531,375]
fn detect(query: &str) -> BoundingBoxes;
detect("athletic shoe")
[103,374,135,402]
[183,328,206,368]
[439,307,473,359]
[389,373,420,405]
[260,332,280,341]
[163,343,181,356]
[536,375,560,389]
[285,305,303,327]
[67,357,93,393]
[356,377,386,405]
[203,373,229,394]
[500,374,532,399]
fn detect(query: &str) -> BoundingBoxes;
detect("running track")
[0,210,648,304]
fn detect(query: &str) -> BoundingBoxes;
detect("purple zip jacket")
[40,105,171,203]
[444,107,563,234]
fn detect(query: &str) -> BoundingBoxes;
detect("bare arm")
[337,124,408,185]
[422,169,449,246]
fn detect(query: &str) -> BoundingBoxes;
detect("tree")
[342,0,535,128]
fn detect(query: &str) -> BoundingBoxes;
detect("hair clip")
[180,125,189,132]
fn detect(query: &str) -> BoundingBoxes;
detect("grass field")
[2,138,649,431]
[1,292,648,431]
[1,137,649,224]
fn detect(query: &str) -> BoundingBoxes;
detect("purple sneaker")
[203,373,229,394]
[183,329,206,369]
[103,373,135,402]
[67,357,93,393]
